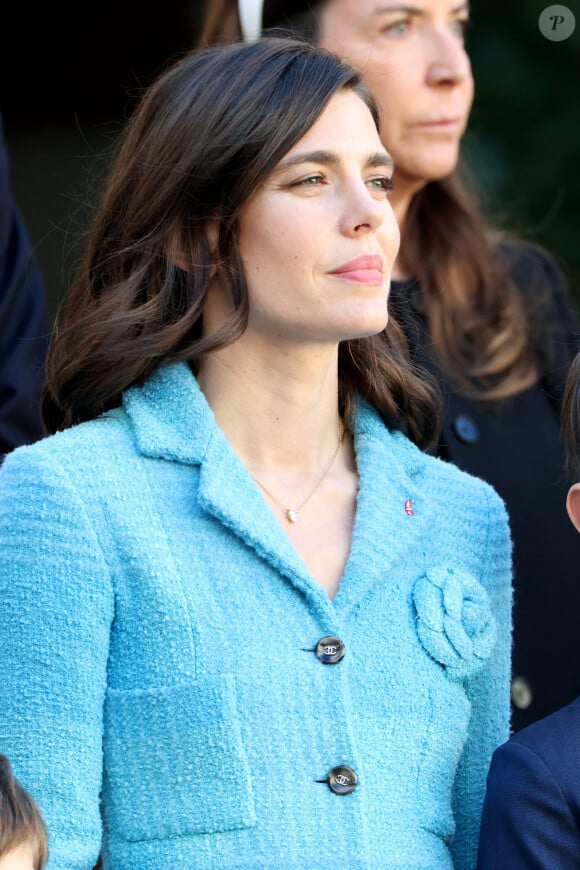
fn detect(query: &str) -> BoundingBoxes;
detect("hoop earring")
[238,0,264,41]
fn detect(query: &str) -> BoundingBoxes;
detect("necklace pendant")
[287,508,300,523]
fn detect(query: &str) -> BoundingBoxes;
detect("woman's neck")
[389,186,413,281]
[389,172,428,281]
[197,339,344,472]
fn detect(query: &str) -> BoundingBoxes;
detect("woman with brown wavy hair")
[0,37,511,869]
[200,0,580,733]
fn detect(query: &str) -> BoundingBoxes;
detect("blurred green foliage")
[464,1,580,306]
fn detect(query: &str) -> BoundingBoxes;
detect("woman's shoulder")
[495,237,580,378]
[420,436,508,518]
[378,428,511,604]
[495,237,561,271]
[0,406,134,487]
[361,403,507,518]
[495,238,573,311]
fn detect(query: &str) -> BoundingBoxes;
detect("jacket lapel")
[336,402,427,612]
[124,362,330,612]
[124,363,428,613]
[197,429,331,608]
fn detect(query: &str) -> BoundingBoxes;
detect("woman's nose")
[425,29,472,87]
[340,184,386,238]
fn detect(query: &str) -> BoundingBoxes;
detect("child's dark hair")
[561,351,580,481]
[0,755,48,869]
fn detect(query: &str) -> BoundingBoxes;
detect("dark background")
[463,1,580,308]
[1,0,579,322]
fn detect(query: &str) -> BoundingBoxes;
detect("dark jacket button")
[511,676,533,710]
[452,413,480,445]
[327,766,358,795]
[315,636,345,664]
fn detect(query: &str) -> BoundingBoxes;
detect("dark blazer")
[477,696,580,869]
[0,113,48,456]
[390,245,580,731]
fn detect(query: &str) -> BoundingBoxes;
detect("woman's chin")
[338,309,390,341]
[395,147,462,188]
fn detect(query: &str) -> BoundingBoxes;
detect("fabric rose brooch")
[412,566,497,680]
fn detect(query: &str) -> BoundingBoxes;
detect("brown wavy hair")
[199,0,537,401]
[43,37,440,448]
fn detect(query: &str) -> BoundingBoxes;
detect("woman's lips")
[413,117,463,133]
[329,255,384,285]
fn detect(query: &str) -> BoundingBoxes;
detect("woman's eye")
[293,175,324,187]
[368,177,394,195]
[382,19,410,36]
[450,18,469,39]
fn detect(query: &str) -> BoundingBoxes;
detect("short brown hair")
[0,756,48,870]
[562,352,580,481]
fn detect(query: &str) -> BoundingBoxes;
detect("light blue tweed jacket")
[0,361,512,870]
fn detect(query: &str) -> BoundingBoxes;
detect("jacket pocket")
[103,675,256,842]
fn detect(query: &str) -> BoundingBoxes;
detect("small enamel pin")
[404,499,414,516]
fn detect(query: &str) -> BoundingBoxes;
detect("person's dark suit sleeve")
[477,739,580,869]
[0,113,49,455]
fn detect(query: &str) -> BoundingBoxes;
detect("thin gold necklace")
[251,425,344,524]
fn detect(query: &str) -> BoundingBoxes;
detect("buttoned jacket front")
[0,361,512,870]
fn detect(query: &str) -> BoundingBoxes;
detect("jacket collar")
[123,361,214,464]
[338,398,427,612]
[123,361,427,612]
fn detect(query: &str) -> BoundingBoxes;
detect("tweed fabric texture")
[0,361,512,869]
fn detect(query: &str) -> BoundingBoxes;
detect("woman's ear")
[166,221,220,272]
[165,229,190,272]
[168,248,190,272]
[566,483,580,533]
[206,219,219,255]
